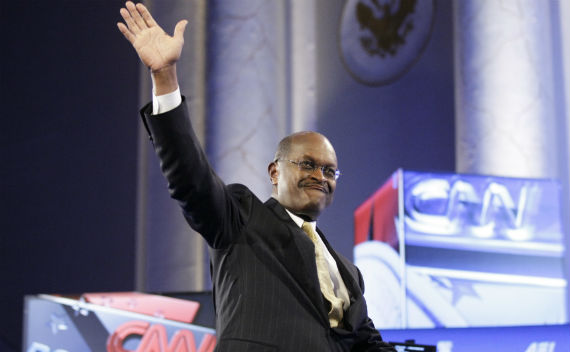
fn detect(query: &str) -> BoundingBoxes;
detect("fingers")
[119,6,140,34]
[118,1,187,43]
[117,22,135,43]
[126,1,148,31]
[173,20,188,40]
[119,1,151,35]
[136,2,158,28]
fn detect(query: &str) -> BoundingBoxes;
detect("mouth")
[303,183,328,194]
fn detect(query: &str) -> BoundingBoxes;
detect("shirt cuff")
[152,86,182,115]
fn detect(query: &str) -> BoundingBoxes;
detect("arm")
[140,100,246,249]
[118,2,245,248]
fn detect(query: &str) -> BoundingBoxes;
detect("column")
[206,0,288,200]
[454,0,560,178]
[136,0,207,292]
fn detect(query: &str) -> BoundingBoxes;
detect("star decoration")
[49,313,69,335]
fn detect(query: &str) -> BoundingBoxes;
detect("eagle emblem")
[339,0,435,85]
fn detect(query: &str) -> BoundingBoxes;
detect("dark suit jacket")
[141,99,395,352]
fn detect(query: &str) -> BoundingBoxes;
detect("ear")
[268,161,279,185]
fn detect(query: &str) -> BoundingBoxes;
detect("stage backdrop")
[136,0,456,293]
[312,0,456,259]
[3,0,569,350]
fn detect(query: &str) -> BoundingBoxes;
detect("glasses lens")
[323,167,336,179]
[298,160,315,171]
[289,160,340,180]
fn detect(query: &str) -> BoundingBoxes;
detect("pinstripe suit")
[141,99,395,351]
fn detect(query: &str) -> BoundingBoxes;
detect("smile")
[304,184,328,193]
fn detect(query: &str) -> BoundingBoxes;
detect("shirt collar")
[285,209,317,231]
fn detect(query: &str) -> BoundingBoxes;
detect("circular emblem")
[339,0,435,85]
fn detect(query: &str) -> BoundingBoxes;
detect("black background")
[1,1,139,349]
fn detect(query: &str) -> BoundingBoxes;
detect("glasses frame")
[277,159,341,181]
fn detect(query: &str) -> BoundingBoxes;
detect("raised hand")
[117,1,187,73]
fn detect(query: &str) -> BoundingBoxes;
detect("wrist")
[151,64,179,96]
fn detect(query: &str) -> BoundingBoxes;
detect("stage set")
[24,170,569,351]
[4,0,570,351]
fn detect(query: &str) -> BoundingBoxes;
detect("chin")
[299,203,326,220]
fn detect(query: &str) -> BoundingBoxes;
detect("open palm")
[118,2,187,72]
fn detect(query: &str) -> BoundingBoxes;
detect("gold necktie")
[302,222,344,327]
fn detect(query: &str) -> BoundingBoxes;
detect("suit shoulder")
[226,183,264,213]
[227,183,252,194]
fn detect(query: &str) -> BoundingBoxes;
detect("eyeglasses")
[277,159,341,180]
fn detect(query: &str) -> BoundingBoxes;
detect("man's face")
[269,133,338,221]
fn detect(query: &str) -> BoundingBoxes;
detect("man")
[118,2,395,351]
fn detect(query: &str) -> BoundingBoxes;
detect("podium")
[23,292,216,352]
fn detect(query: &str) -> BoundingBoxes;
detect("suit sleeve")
[140,98,246,249]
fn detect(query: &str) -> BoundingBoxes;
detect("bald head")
[274,131,335,162]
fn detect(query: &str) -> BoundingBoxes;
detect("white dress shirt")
[152,86,181,115]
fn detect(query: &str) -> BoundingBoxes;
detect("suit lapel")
[262,198,329,324]
[262,198,366,330]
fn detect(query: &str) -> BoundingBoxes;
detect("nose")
[309,166,327,181]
